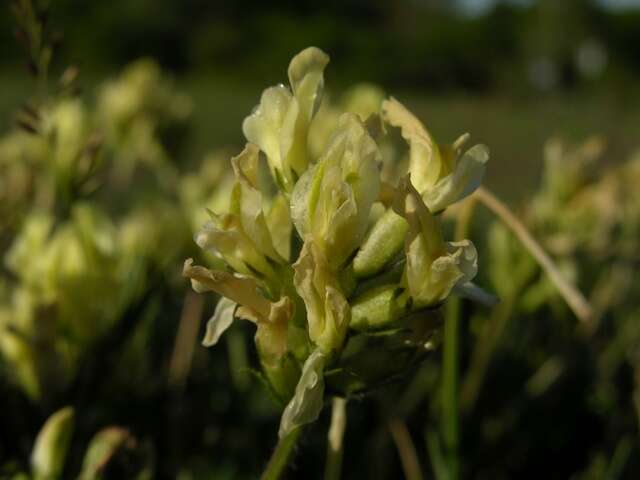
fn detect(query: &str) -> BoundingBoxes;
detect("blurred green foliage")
[2,0,640,93]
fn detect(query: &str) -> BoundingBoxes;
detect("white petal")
[202,297,237,346]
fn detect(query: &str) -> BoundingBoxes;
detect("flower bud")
[291,113,380,269]
[243,47,329,192]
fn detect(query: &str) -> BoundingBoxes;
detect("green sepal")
[350,284,406,331]
[353,209,408,278]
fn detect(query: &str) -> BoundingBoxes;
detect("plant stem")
[474,186,593,323]
[389,418,423,480]
[439,195,475,479]
[324,397,347,480]
[442,297,460,480]
[261,429,302,480]
[460,294,515,412]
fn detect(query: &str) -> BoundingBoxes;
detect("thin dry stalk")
[474,186,593,323]
[168,290,204,388]
[388,418,424,480]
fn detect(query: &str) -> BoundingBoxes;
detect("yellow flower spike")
[382,97,488,212]
[243,47,329,193]
[293,241,350,355]
[393,178,478,308]
[291,113,381,269]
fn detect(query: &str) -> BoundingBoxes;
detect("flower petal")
[293,242,350,353]
[278,349,326,438]
[393,179,479,307]
[183,259,271,319]
[382,97,442,193]
[288,47,330,126]
[423,144,488,212]
[202,297,237,346]
[242,86,297,191]
[266,193,293,261]
[292,113,381,268]
[230,144,284,263]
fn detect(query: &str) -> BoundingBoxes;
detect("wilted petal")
[202,297,237,346]
[278,349,326,438]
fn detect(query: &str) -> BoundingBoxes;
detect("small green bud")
[350,284,405,331]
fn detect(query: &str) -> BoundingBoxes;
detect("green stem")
[460,294,515,412]
[324,397,347,480]
[442,298,460,480]
[261,429,302,480]
[439,196,474,480]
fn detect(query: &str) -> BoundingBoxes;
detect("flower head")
[185,47,490,438]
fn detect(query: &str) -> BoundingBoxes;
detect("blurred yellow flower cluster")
[0,60,205,403]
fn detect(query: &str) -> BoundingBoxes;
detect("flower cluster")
[184,47,489,437]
